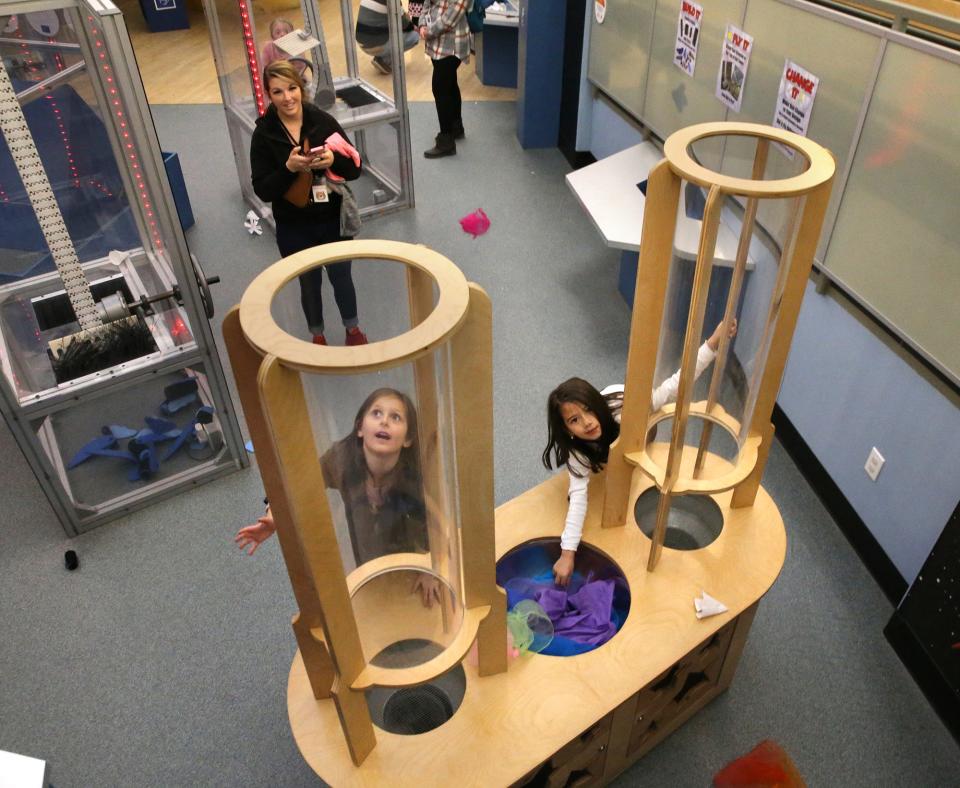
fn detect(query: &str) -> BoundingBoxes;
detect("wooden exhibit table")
[287,454,787,786]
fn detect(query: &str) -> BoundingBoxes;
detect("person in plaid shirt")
[418,0,472,158]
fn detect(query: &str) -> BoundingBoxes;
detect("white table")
[0,750,49,787]
[565,140,747,265]
[565,140,752,313]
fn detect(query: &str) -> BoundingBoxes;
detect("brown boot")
[424,133,456,158]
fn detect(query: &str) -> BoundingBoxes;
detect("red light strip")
[236,0,265,115]
[87,16,163,251]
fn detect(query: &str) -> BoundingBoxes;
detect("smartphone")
[308,145,326,154]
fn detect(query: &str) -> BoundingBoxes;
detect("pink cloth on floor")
[459,208,490,238]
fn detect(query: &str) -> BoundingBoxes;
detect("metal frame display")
[202,0,414,228]
[0,0,247,535]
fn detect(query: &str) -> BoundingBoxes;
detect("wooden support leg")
[291,614,334,699]
[223,307,334,698]
[329,676,378,767]
[602,159,680,529]
[731,422,774,508]
[258,356,376,765]
[453,284,507,677]
[646,487,673,571]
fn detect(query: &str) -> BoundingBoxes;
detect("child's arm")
[555,459,590,586]
[649,319,737,412]
[235,508,277,555]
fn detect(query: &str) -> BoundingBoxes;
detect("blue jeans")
[275,219,358,336]
[366,29,420,66]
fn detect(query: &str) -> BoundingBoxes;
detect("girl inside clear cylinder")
[236,388,439,604]
[542,320,737,586]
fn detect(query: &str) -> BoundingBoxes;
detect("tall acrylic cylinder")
[603,123,835,570]
[228,240,505,765]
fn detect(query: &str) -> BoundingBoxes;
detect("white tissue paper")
[694,590,728,619]
[244,210,263,236]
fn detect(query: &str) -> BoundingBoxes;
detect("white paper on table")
[274,29,319,58]
[694,590,728,619]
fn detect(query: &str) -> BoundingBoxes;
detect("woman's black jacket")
[250,102,361,226]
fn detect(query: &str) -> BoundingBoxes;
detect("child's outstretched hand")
[553,550,576,587]
[411,573,442,608]
[235,509,277,556]
[707,318,738,351]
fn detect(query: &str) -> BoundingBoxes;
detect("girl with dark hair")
[236,388,427,567]
[542,320,737,586]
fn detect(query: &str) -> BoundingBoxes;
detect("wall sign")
[772,59,820,157]
[673,1,703,77]
[716,23,753,112]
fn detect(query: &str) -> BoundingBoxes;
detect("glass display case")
[202,0,414,226]
[0,0,247,535]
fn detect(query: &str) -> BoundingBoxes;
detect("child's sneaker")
[345,327,368,346]
[312,334,327,345]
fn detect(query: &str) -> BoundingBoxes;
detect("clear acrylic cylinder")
[604,123,835,570]
[225,240,506,765]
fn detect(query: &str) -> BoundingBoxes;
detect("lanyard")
[279,118,301,149]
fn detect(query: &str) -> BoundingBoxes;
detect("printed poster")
[715,23,753,112]
[595,0,607,24]
[772,59,820,158]
[673,1,703,77]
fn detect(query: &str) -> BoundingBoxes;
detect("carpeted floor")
[0,101,956,787]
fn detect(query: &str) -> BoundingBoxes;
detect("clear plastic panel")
[0,248,197,400]
[587,0,656,120]
[0,12,138,282]
[270,256,422,342]
[649,175,804,481]
[30,362,231,514]
[642,0,747,172]
[206,0,255,111]
[274,257,461,666]
[296,353,464,666]
[0,10,200,402]
[717,133,815,256]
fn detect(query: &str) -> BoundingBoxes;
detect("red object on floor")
[713,740,805,787]
[312,334,327,345]
[345,327,368,346]
[459,208,491,238]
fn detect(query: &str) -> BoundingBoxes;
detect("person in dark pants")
[418,0,471,158]
[250,60,368,345]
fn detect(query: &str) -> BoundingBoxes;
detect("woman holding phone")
[250,60,369,346]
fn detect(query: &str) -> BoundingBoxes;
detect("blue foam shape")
[67,435,117,469]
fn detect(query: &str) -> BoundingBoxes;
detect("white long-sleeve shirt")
[559,342,716,552]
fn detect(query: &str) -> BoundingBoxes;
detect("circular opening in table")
[633,488,724,550]
[365,639,466,735]
[495,538,630,657]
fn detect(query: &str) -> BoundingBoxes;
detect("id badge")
[311,178,329,203]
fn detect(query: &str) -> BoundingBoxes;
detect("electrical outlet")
[864,447,885,482]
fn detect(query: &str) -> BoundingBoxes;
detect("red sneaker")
[345,327,368,346]
[312,334,327,345]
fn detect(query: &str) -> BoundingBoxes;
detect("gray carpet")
[0,101,956,787]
